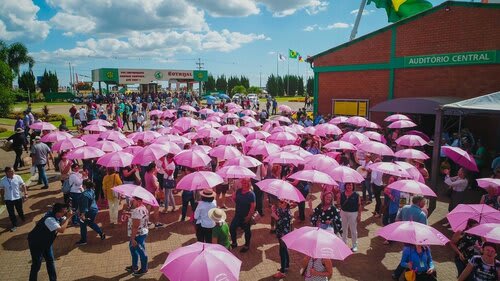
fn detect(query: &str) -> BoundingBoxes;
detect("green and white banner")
[92,68,207,84]
[404,50,497,67]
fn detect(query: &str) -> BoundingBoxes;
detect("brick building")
[310,1,500,128]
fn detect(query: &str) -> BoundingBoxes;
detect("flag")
[278,53,286,61]
[367,0,432,23]
[298,55,304,62]
[289,49,298,59]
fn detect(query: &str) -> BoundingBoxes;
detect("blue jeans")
[230,217,252,247]
[362,179,372,201]
[80,209,103,242]
[129,234,148,271]
[383,213,397,226]
[70,193,82,224]
[29,244,56,281]
[37,164,48,187]
[278,239,289,273]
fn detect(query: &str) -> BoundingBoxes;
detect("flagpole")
[287,59,290,96]
[276,52,279,78]
[350,0,367,41]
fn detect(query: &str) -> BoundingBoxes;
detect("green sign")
[98,68,119,83]
[193,70,208,82]
[404,50,497,67]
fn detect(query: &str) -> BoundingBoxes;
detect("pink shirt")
[144,172,158,194]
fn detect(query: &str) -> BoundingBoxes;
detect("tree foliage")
[240,76,250,89]
[0,61,13,88]
[0,86,15,117]
[40,69,59,93]
[266,75,305,97]
[0,40,34,78]
[248,86,262,94]
[18,70,35,93]
[306,78,314,96]
[205,74,216,93]
[215,75,227,94]
[231,85,247,95]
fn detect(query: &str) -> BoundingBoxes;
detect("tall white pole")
[350,0,367,41]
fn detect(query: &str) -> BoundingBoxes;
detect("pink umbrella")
[476,178,500,189]
[264,152,304,166]
[222,113,239,120]
[304,155,339,172]
[114,137,134,148]
[191,145,212,154]
[282,226,352,260]
[357,141,394,156]
[132,143,180,165]
[394,161,425,183]
[219,124,239,132]
[241,109,257,116]
[112,184,159,206]
[395,149,429,160]
[194,128,223,139]
[245,121,263,128]
[369,162,410,178]
[129,131,162,144]
[162,110,175,119]
[262,120,280,132]
[215,132,246,146]
[83,124,108,132]
[182,132,197,140]
[149,110,163,116]
[363,131,386,143]
[52,138,86,152]
[377,221,449,245]
[224,155,262,168]
[324,140,357,151]
[66,146,105,160]
[303,126,317,135]
[41,131,73,143]
[180,105,197,112]
[161,242,241,281]
[281,145,313,158]
[273,115,292,124]
[340,131,369,145]
[329,166,364,183]
[122,145,144,155]
[96,151,134,168]
[173,117,200,132]
[384,114,411,122]
[235,126,255,136]
[278,104,292,113]
[315,123,342,136]
[387,180,437,197]
[157,127,182,135]
[465,223,500,244]
[89,119,112,127]
[246,131,270,141]
[395,135,428,147]
[289,170,338,186]
[174,149,212,168]
[210,112,225,118]
[206,116,221,123]
[91,140,123,152]
[198,108,214,115]
[99,130,126,141]
[256,179,305,202]
[216,166,256,179]
[155,135,190,147]
[246,142,281,157]
[442,146,479,172]
[176,171,224,190]
[267,131,297,146]
[366,121,381,129]
[209,145,242,160]
[388,120,417,129]
[241,116,257,123]
[201,120,222,128]
[406,130,430,142]
[346,116,371,127]
[447,204,500,231]
[30,122,57,131]
[229,108,242,114]
[329,116,348,125]
[80,134,100,144]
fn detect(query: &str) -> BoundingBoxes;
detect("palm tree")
[0,40,35,78]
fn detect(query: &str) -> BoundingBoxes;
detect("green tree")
[231,85,247,95]
[248,86,262,94]
[227,76,240,96]
[18,70,35,93]
[298,76,305,96]
[40,69,50,93]
[205,74,216,93]
[49,71,59,92]
[306,78,314,96]
[215,75,227,93]
[0,86,15,117]
[265,75,277,97]
[277,76,284,96]
[2,41,34,77]
[240,76,250,89]
[0,61,13,88]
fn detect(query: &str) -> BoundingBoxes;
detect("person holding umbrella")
[458,242,500,281]
[76,180,106,245]
[301,257,333,281]
[102,168,122,225]
[194,189,216,243]
[450,219,483,279]
[340,182,362,252]
[443,168,469,227]
[271,199,293,279]
[126,196,150,276]
[399,244,436,281]
[310,191,342,235]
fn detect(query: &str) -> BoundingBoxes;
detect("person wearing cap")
[30,136,53,189]
[209,208,230,249]
[194,189,217,243]
[7,127,28,171]
[0,167,27,232]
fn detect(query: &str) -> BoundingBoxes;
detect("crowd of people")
[1,91,499,281]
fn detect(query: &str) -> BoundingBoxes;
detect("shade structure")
[215,132,246,146]
[346,116,371,127]
[288,170,338,186]
[267,131,298,146]
[132,143,181,165]
[376,221,449,245]
[476,178,500,189]
[96,151,134,168]
[30,122,57,131]
[256,179,305,202]
[442,146,479,172]
[264,152,304,166]
[363,131,386,143]
[395,149,429,160]
[180,104,197,112]
[465,223,500,244]
[174,149,212,168]
[89,119,112,127]
[129,131,162,144]
[216,165,256,179]
[304,154,339,172]
[66,146,105,160]
[357,141,394,156]
[282,226,352,260]
[99,130,126,141]
[340,131,369,145]
[395,135,428,147]
[315,123,342,136]
[447,204,500,231]
[329,116,348,124]
[246,142,281,157]
[173,117,200,132]
[176,171,224,191]
[246,131,270,141]
[91,140,123,152]
[235,126,255,137]
[83,124,108,132]
[387,180,437,197]
[161,242,242,281]
[112,184,158,206]
[278,104,292,113]
[224,155,262,168]
[281,145,313,158]
[369,162,411,178]
[324,140,357,151]
[329,166,364,183]
[388,120,417,129]
[384,114,411,122]
[209,145,242,160]
[41,131,73,143]
[52,138,86,152]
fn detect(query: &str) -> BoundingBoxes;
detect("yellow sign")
[332,99,369,117]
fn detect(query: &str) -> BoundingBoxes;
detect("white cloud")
[0,0,50,42]
[191,0,260,17]
[324,22,350,29]
[258,0,328,17]
[305,23,349,31]
[303,24,318,32]
[350,9,375,16]
[50,12,96,34]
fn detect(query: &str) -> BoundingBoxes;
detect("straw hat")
[208,208,227,223]
[200,188,215,198]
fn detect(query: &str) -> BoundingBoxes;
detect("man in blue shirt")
[396,195,428,225]
[230,179,256,253]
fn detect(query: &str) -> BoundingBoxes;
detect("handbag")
[404,270,416,281]
[61,179,72,193]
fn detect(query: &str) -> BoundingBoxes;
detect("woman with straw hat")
[194,189,217,243]
[208,208,231,249]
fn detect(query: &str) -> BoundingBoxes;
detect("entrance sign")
[332,99,369,117]
[92,68,203,84]
[404,50,496,67]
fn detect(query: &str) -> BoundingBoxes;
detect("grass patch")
[19,172,32,182]
[0,116,76,131]
[0,118,16,126]
[12,102,71,111]
[0,130,13,138]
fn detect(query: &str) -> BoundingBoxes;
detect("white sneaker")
[351,245,358,252]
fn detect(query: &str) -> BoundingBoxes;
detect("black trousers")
[195,225,213,243]
[6,198,25,227]
[13,147,24,170]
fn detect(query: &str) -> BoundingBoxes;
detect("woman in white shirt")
[68,163,87,225]
[194,189,217,243]
[444,168,469,212]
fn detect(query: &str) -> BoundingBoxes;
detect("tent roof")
[370,96,463,115]
[443,91,500,115]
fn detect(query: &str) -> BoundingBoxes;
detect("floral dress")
[275,207,292,238]
[310,204,343,235]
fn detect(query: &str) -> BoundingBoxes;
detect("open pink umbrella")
[476,178,500,189]
[377,221,449,245]
[264,152,304,166]
[405,130,430,142]
[366,121,381,129]
[267,131,297,146]
[132,143,180,165]
[329,116,348,125]
[182,132,197,140]
[222,113,239,120]
[66,146,105,160]
[465,223,500,243]
[388,120,417,129]
[92,140,123,152]
[315,123,342,136]
[129,131,162,144]
[180,104,197,112]
[256,179,305,202]
[447,204,500,231]
[112,184,158,206]
[304,155,339,172]
[262,120,280,132]
[114,137,134,148]
[387,179,437,197]
[271,126,298,135]
[282,226,352,260]
[303,126,317,135]
[245,121,263,128]
[198,108,214,115]
[149,110,163,116]
[161,242,241,281]
[395,149,429,160]
[173,117,200,132]
[225,155,262,168]
[324,140,357,151]
[155,135,190,147]
[246,142,281,157]
[384,114,411,122]
[216,166,256,179]
[289,170,338,186]
[346,116,370,127]
[394,161,425,183]
[363,131,386,143]
[395,135,428,147]
[206,115,221,123]
[273,116,292,124]
[52,138,86,152]
[215,132,246,146]
[369,162,410,178]
[30,122,57,131]
[340,131,369,145]
[219,124,239,132]
[241,116,257,123]
[191,145,212,154]
[442,146,479,172]
[41,131,73,143]
[282,145,313,158]
[83,124,108,132]
[162,110,175,119]
[99,130,126,141]
[290,124,307,135]
[122,145,144,155]
[80,134,100,144]
[246,131,270,141]
[209,145,242,160]
[96,151,134,168]
[278,104,292,113]
[176,171,224,191]
[157,127,182,135]
[329,166,364,183]
[235,126,254,136]
[357,141,394,156]
[241,109,257,116]
[174,149,212,168]
[89,119,112,127]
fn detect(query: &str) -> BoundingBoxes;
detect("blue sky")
[1,0,449,88]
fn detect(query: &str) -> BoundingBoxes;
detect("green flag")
[289,49,298,59]
[368,0,432,23]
